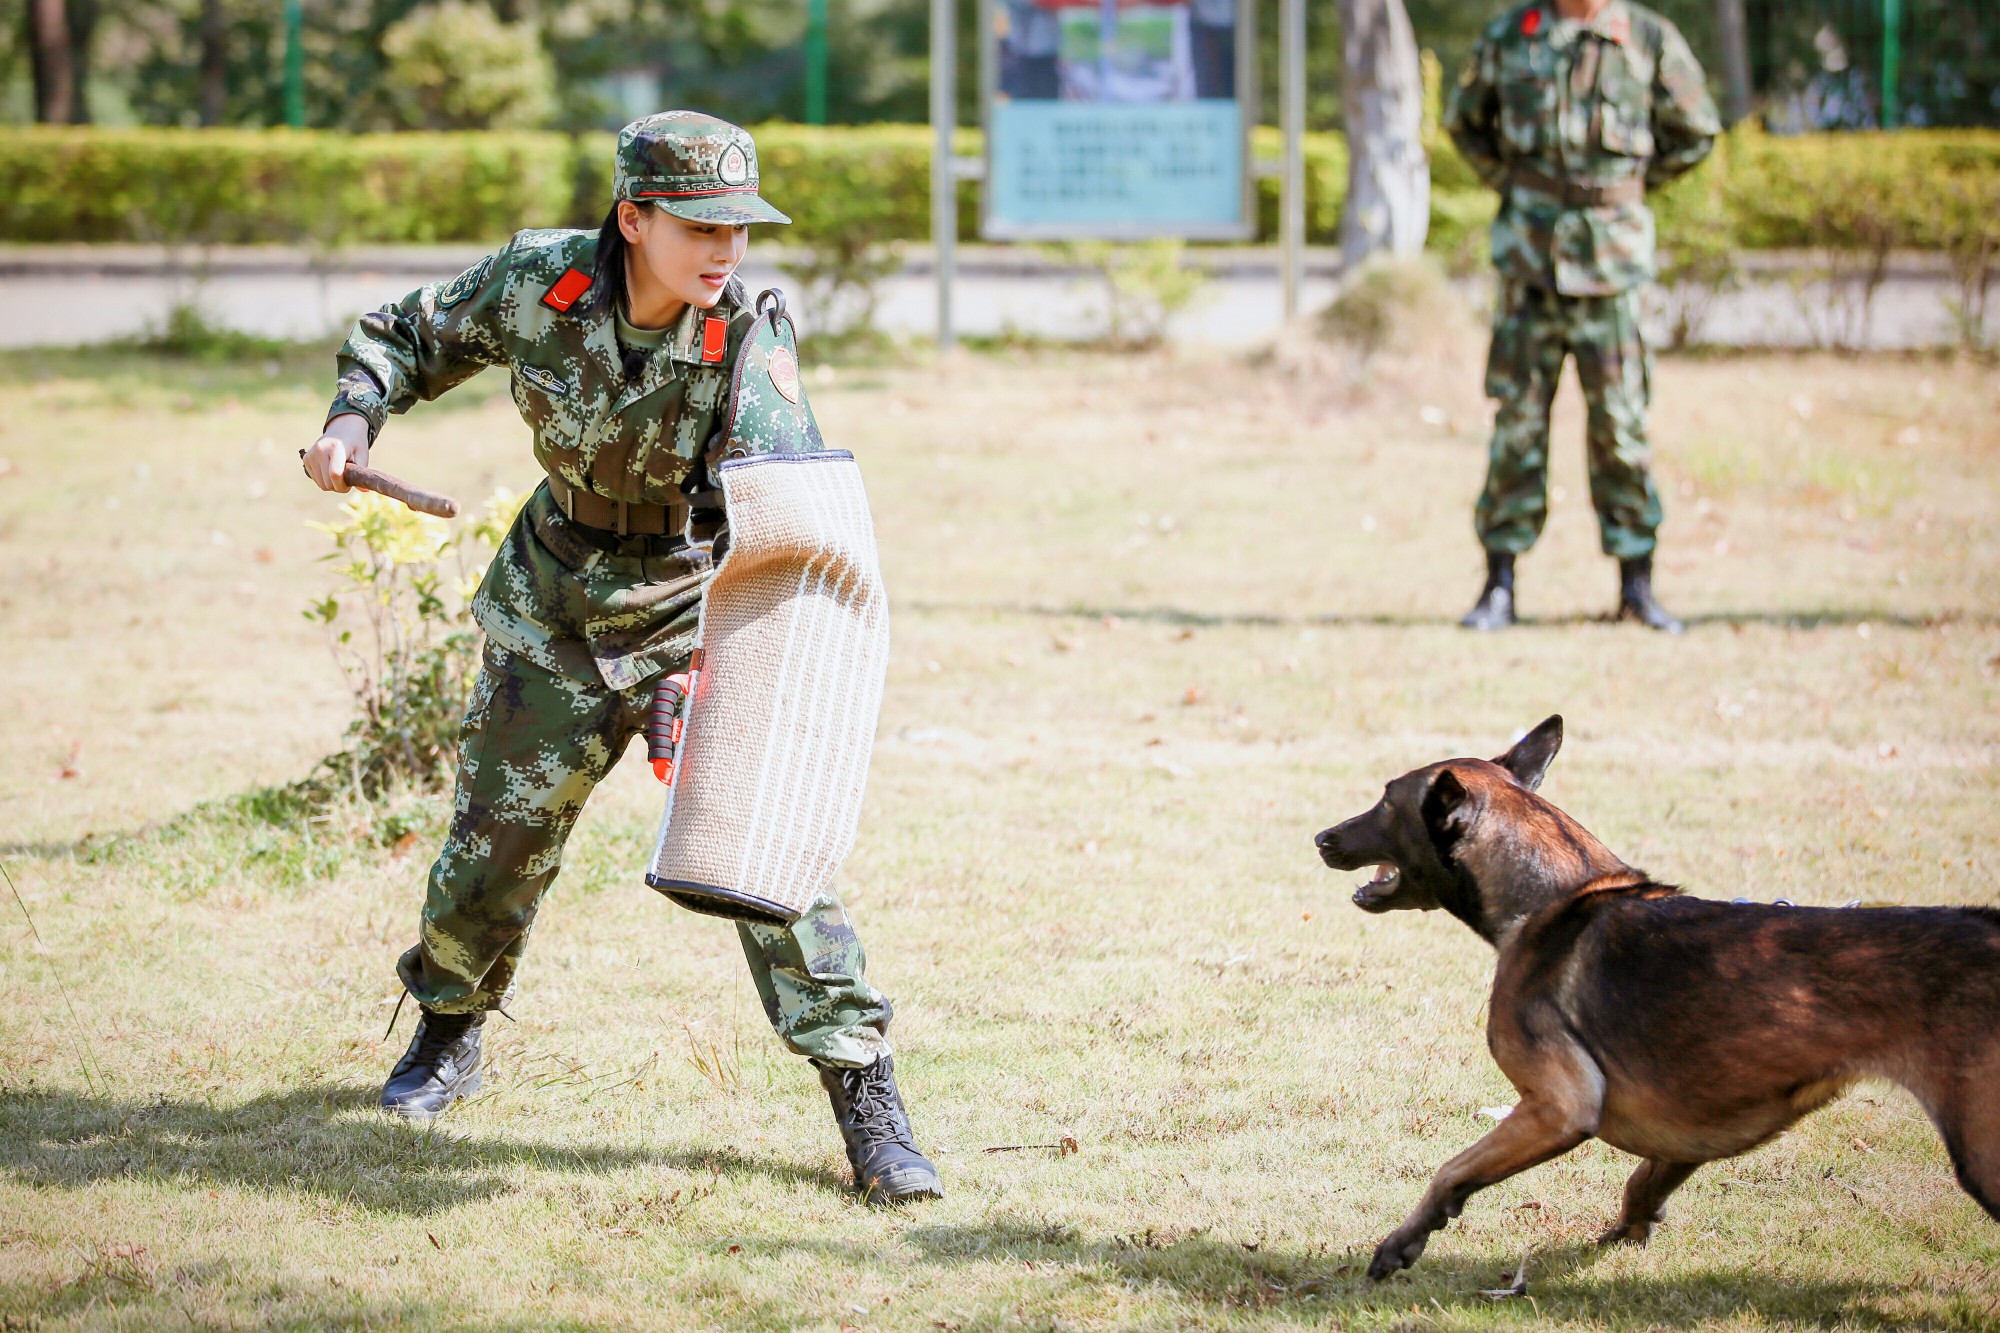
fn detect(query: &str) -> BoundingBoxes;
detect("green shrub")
[1038,239,1213,349]
[304,487,525,797]
[1427,189,1498,273]
[381,1,556,132]
[1,123,1995,264]
[1719,126,2000,252]
[1651,131,1743,348]
[1250,126,1348,244]
[0,128,576,245]
[120,303,297,360]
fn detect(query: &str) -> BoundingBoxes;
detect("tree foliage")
[0,0,1994,133]
[381,1,554,131]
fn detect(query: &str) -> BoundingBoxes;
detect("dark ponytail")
[585,204,626,316]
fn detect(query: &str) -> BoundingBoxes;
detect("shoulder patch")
[435,255,492,309]
[509,227,587,253]
[767,346,800,403]
[541,268,594,314]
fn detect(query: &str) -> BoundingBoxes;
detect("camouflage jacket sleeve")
[325,241,518,442]
[1444,29,1509,193]
[1645,19,1720,189]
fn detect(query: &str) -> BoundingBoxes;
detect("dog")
[1314,715,2000,1280]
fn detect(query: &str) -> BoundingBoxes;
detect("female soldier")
[300,112,940,1204]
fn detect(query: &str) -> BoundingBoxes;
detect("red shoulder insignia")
[1521,7,1541,34]
[540,267,593,313]
[701,314,728,364]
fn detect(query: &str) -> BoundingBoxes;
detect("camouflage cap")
[613,110,791,226]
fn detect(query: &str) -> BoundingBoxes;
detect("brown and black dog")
[1315,715,2000,1280]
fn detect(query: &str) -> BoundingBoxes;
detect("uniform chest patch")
[518,364,571,397]
[540,267,594,313]
[767,346,801,404]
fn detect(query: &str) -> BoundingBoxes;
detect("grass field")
[1,329,1997,1331]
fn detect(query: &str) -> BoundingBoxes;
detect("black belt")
[1508,166,1645,208]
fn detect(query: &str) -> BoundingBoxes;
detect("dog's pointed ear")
[1494,715,1563,791]
[1421,768,1476,853]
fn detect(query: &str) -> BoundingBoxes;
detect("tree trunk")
[199,0,227,126]
[1336,0,1429,269]
[26,0,76,124]
[69,0,99,124]
[1713,0,1753,125]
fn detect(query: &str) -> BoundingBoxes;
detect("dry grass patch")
[1,339,1996,1330]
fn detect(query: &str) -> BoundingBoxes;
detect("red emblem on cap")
[1521,7,1542,33]
[701,315,728,364]
[540,268,593,313]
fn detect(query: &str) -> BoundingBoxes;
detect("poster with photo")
[984,0,1253,239]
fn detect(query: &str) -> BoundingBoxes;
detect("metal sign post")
[932,0,956,349]
[1281,0,1305,321]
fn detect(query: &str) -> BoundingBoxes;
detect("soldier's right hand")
[303,414,372,492]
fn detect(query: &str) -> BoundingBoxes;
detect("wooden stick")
[341,463,460,518]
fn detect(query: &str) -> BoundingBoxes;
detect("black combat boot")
[381,1008,486,1121]
[814,1055,943,1204]
[1617,556,1685,634]
[1459,551,1517,631]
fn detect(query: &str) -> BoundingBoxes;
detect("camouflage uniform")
[328,112,888,1069]
[1446,0,1718,559]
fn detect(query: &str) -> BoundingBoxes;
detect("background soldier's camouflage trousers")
[396,642,894,1069]
[1475,278,1665,560]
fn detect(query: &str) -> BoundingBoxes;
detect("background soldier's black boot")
[1618,556,1685,634]
[381,1008,485,1121]
[1459,551,1517,630]
[814,1055,942,1204]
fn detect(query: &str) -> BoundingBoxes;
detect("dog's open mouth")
[1352,863,1401,910]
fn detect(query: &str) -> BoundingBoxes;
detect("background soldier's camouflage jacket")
[1445,0,1720,295]
[327,228,823,691]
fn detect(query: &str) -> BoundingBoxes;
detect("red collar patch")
[1521,7,1542,34]
[540,267,593,313]
[1601,12,1630,42]
[701,314,728,364]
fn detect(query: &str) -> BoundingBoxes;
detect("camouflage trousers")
[1474,278,1665,560]
[397,641,893,1069]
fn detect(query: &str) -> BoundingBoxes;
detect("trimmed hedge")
[1716,126,2000,252]
[0,128,579,244]
[1,123,1995,256]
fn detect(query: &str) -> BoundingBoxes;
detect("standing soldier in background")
[1446,0,1719,632]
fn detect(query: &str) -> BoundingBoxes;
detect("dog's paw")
[1595,1219,1654,1247]
[1367,1230,1429,1280]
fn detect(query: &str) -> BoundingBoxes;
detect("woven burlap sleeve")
[646,450,889,923]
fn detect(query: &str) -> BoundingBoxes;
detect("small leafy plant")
[304,487,524,797]
[1043,239,1213,350]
